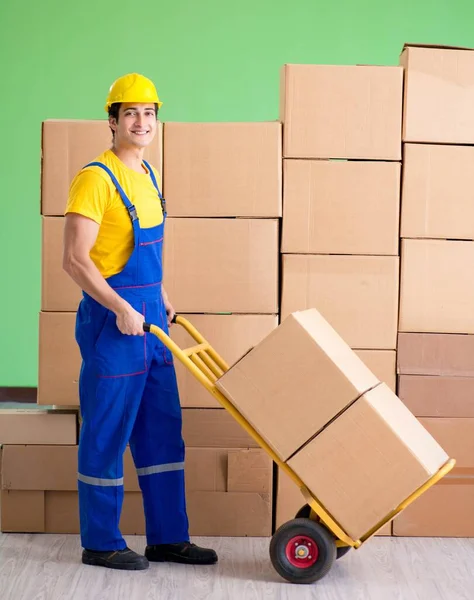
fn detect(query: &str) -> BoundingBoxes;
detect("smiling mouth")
[131,130,149,135]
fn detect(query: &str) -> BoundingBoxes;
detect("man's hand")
[115,303,145,336]
[162,287,175,327]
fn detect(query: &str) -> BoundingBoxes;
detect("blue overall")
[75,160,189,551]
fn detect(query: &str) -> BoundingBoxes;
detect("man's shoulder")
[81,150,115,175]
[71,150,115,188]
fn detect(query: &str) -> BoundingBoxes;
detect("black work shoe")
[82,547,149,570]
[145,541,218,565]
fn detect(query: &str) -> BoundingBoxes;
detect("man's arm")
[63,212,145,336]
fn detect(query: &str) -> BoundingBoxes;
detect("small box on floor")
[393,417,474,537]
[392,481,474,537]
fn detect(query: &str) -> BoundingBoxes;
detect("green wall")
[1,0,473,386]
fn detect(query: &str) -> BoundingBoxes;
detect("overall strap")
[84,161,139,223]
[143,160,167,216]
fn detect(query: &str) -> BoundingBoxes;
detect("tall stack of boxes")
[162,121,283,535]
[396,44,474,537]
[0,409,78,533]
[274,64,404,534]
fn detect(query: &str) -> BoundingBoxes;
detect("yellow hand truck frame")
[144,315,456,585]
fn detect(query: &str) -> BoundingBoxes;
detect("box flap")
[402,42,474,52]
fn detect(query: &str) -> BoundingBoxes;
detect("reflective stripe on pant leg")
[136,462,184,477]
[78,473,125,486]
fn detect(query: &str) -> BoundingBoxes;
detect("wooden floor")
[0,533,473,599]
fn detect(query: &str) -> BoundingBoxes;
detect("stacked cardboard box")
[275,64,404,533]
[10,119,281,536]
[0,408,79,531]
[396,43,474,537]
[162,122,281,405]
[161,122,282,534]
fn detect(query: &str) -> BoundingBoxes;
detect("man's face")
[110,102,157,149]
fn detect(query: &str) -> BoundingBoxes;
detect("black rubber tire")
[295,504,352,560]
[269,518,336,584]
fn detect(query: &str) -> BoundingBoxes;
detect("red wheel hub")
[285,535,319,568]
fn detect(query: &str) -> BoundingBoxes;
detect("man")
[63,73,217,571]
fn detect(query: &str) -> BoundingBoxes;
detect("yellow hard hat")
[104,73,163,112]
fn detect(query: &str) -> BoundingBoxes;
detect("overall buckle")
[127,205,138,222]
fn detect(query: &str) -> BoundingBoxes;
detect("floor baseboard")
[0,387,37,403]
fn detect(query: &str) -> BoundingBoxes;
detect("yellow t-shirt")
[65,149,163,279]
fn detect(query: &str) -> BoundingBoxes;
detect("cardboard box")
[399,376,474,418]
[163,122,282,217]
[401,144,474,240]
[38,312,80,406]
[355,350,396,392]
[282,160,400,255]
[163,218,279,313]
[181,408,258,448]
[281,254,399,349]
[41,120,163,216]
[420,418,474,468]
[393,415,474,537]
[42,217,82,312]
[216,309,380,462]
[172,314,278,407]
[44,216,279,313]
[400,44,474,144]
[0,409,77,445]
[275,467,392,536]
[287,383,449,540]
[280,64,403,159]
[392,480,474,537]
[0,446,272,536]
[398,332,474,377]
[399,239,474,334]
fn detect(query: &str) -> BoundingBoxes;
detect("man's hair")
[108,102,159,138]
